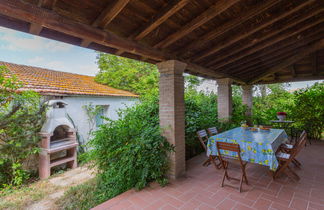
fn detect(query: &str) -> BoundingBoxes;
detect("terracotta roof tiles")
[0,61,137,97]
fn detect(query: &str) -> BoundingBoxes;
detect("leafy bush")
[291,82,324,140]
[56,178,99,210]
[253,84,294,125]
[86,94,172,202]
[0,66,46,189]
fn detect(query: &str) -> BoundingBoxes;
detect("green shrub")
[291,82,324,140]
[87,94,173,201]
[0,66,46,189]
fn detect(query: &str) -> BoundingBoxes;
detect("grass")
[56,178,100,210]
[0,180,60,210]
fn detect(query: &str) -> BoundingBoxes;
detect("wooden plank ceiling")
[0,0,323,84]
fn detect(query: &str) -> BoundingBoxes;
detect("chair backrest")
[207,127,218,136]
[197,129,209,151]
[294,130,307,156]
[216,141,244,166]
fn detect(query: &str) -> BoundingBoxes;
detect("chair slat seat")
[276,151,291,160]
[274,130,307,181]
[207,127,218,136]
[216,141,248,192]
[197,129,221,168]
[282,143,294,149]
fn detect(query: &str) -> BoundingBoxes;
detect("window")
[95,105,109,128]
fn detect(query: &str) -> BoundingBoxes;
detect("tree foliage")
[0,66,46,189]
[291,82,324,140]
[95,53,159,95]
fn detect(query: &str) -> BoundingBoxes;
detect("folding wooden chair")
[280,130,307,168]
[216,142,248,192]
[197,130,220,168]
[274,132,307,181]
[207,127,218,136]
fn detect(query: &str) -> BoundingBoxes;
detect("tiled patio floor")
[93,141,324,210]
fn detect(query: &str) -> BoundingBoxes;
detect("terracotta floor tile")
[252,198,272,210]
[216,198,237,210]
[289,197,309,210]
[92,141,324,210]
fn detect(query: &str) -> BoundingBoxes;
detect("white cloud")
[77,63,99,76]
[0,26,73,52]
[27,56,44,64]
[45,61,66,70]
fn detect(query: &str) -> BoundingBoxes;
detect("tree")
[0,66,46,188]
[95,53,159,95]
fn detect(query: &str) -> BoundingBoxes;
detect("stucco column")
[157,60,187,179]
[217,78,233,122]
[242,85,253,120]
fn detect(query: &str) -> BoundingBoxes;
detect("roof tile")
[0,61,138,97]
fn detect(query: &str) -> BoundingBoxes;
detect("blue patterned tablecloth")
[207,127,288,171]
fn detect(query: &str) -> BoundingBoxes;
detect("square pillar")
[217,78,233,122]
[157,60,187,179]
[242,85,253,121]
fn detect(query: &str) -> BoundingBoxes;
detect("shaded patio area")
[93,140,324,210]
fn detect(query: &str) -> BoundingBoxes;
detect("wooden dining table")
[207,127,288,171]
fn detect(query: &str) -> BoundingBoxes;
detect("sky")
[0,26,321,90]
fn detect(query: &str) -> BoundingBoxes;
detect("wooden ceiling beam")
[134,0,190,41]
[256,75,324,84]
[37,0,57,9]
[312,51,319,75]
[29,23,43,35]
[249,39,324,84]
[28,0,57,35]
[0,0,241,81]
[0,0,168,61]
[186,63,246,84]
[179,0,279,57]
[94,0,130,29]
[154,0,239,49]
[193,0,316,63]
[223,31,324,75]
[81,0,130,48]
[291,64,297,78]
[206,11,324,69]
[234,48,301,76]
[115,0,190,56]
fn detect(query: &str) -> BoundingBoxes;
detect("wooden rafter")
[154,0,239,49]
[93,0,130,29]
[206,12,324,69]
[37,0,57,9]
[291,65,297,78]
[312,52,319,75]
[193,0,316,63]
[234,47,305,76]
[249,39,324,84]
[29,0,57,35]
[116,0,190,56]
[258,75,324,84]
[0,0,167,61]
[224,30,324,75]
[186,63,245,84]
[0,0,244,82]
[180,0,279,57]
[29,23,43,35]
[80,0,130,48]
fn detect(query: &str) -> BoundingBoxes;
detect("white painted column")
[157,60,187,179]
[217,78,233,122]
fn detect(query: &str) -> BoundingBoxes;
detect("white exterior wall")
[58,96,138,144]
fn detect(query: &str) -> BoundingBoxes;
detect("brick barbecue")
[39,100,78,179]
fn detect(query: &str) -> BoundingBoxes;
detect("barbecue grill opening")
[51,125,70,142]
